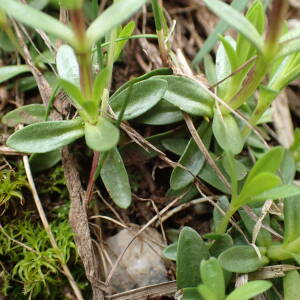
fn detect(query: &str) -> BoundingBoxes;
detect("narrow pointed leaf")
[2,104,46,127]
[7,119,84,153]
[284,196,300,245]
[0,0,75,45]
[100,148,131,209]
[59,79,85,109]
[204,0,263,54]
[56,45,80,87]
[0,65,30,84]
[177,227,210,289]
[114,21,135,61]
[252,184,300,202]
[86,0,147,46]
[236,172,281,206]
[84,117,119,152]
[93,68,109,106]
[192,0,248,66]
[226,280,272,300]
[110,78,167,120]
[245,146,284,185]
[155,75,214,116]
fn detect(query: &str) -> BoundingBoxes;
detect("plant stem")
[215,206,236,235]
[151,0,168,65]
[70,9,93,99]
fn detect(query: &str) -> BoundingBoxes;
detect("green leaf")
[236,0,265,65]
[86,0,147,46]
[226,280,272,300]
[209,233,233,257]
[59,79,97,120]
[204,55,217,85]
[56,45,80,87]
[236,172,282,206]
[245,146,284,185]
[198,285,218,300]
[29,150,61,175]
[0,65,30,84]
[114,21,135,60]
[219,245,268,273]
[2,104,46,127]
[155,75,214,116]
[170,121,212,190]
[216,37,232,98]
[239,208,272,247]
[114,68,172,96]
[183,287,203,300]
[284,196,300,245]
[84,117,119,152]
[212,112,243,155]
[219,35,239,72]
[0,0,75,45]
[7,119,84,153]
[199,161,230,194]
[110,78,167,120]
[277,38,300,59]
[192,0,249,66]
[163,242,177,261]
[200,258,225,300]
[135,99,183,125]
[177,227,210,289]
[284,271,300,300]
[100,148,131,209]
[251,184,300,202]
[162,138,188,156]
[59,79,85,109]
[204,0,263,54]
[92,67,109,107]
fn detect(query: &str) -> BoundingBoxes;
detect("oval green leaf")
[110,78,167,120]
[163,242,177,261]
[2,104,46,127]
[219,245,268,273]
[284,271,300,300]
[56,45,80,87]
[135,99,183,125]
[213,112,243,155]
[29,150,61,175]
[176,227,210,289]
[155,75,214,117]
[100,148,131,209]
[84,117,119,152]
[7,119,84,153]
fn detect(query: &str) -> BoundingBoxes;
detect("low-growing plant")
[2,0,300,299]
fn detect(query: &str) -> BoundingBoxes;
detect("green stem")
[215,206,237,235]
[70,9,93,99]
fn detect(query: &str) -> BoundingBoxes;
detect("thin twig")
[183,113,231,191]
